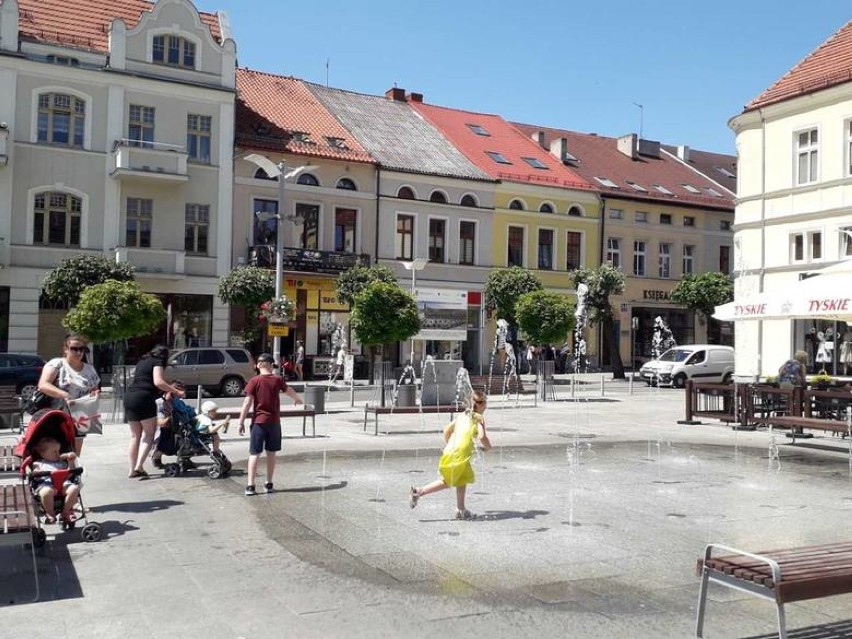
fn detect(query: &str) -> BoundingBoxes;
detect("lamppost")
[403,257,428,365]
[244,153,316,368]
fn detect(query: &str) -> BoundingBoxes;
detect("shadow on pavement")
[277,480,348,494]
[480,509,549,520]
[88,499,184,513]
[742,619,852,638]
[0,543,82,606]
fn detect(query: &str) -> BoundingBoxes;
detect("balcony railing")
[248,245,369,275]
[111,139,189,182]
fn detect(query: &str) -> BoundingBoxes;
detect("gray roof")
[307,83,493,182]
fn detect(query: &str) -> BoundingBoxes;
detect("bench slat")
[1,484,35,533]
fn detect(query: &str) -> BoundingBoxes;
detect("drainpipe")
[758,108,766,377]
[598,195,607,369]
[374,165,381,264]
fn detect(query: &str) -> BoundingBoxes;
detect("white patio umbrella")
[713,259,852,322]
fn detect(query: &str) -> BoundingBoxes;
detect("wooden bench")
[759,415,849,442]
[0,443,20,474]
[0,385,21,431]
[217,406,317,437]
[0,482,40,602]
[696,541,852,638]
[363,404,456,436]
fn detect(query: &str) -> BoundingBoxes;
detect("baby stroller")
[15,409,103,546]
[160,399,232,479]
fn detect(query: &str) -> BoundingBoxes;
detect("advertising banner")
[413,289,468,341]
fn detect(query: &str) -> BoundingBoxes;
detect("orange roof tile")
[16,0,222,53]
[747,19,852,111]
[235,69,374,164]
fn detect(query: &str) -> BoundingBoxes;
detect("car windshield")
[658,349,692,363]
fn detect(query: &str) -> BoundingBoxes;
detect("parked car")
[0,352,46,400]
[166,348,256,397]
[640,345,735,388]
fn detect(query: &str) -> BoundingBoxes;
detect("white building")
[729,19,852,377]
[0,0,236,360]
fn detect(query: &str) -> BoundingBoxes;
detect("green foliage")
[483,267,544,326]
[351,282,420,346]
[336,264,397,306]
[218,266,275,309]
[41,254,135,306]
[63,280,165,344]
[516,290,575,346]
[569,263,626,323]
[670,272,734,319]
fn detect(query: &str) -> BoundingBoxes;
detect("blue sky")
[210,1,850,154]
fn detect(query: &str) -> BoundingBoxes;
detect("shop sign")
[320,292,348,311]
[642,290,671,301]
[280,248,368,275]
[267,324,289,337]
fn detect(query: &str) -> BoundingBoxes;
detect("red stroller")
[16,410,103,545]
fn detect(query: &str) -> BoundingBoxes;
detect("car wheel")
[220,376,245,397]
[673,374,687,389]
[722,373,733,384]
[18,383,37,401]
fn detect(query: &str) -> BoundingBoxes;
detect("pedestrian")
[294,340,305,381]
[238,352,303,495]
[151,380,189,470]
[37,334,101,454]
[778,350,808,387]
[124,345,184,479]
[525,344,535,375]
[409,390,492,520]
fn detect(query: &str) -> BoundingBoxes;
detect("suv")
[167,348,256,397]
[640,345,735,388]
[0,352,46,400]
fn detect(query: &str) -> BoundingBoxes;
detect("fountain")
[651,315,676,360]
[573,283,589,374]
[454,367,473,410]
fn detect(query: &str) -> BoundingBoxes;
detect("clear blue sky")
[210,1,850,154]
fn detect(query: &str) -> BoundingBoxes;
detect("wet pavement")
[4,380,852,638]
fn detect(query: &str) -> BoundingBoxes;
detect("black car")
[0,353,46,400]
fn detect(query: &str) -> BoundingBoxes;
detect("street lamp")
[244,153,317,367]
[403,257,428,364]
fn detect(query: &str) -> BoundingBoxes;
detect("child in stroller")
[160,398,232,479]
[16,409,103,544]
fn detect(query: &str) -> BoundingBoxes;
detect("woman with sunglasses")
[37,334,101,453]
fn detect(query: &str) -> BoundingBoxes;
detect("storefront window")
[794,319,849,375]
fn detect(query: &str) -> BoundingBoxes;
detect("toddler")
[32,437,80,524]
[198,400,230,453]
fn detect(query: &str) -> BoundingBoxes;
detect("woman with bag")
[37,334,101,454]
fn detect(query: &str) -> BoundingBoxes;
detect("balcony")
[248,245,369,275]
[110,139,189,184]
[114,247,186,278]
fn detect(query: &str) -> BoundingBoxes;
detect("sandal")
[128,469,149,479]
[409,486,420,509]
[61,513,77,523]
[44,515,57,524]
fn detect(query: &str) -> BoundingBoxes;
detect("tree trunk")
[604,316,626,379]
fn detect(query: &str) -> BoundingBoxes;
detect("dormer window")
[467,124,490,136]
[291,131,314,144]
[325,136,348,149]
[486,151,512,165]
[153,34,196,69]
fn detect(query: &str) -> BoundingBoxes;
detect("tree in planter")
[41,254,135,307]
[516,290,575,377]
[218,266,275,348]
[483,267,544,367]
[670,272,734,342]
[570,263,626,379]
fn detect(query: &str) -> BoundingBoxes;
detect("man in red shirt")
[238,353,303,495]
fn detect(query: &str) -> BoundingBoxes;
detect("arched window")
[539,203,554,214]
[460,194,478,207]
[397,186,415,199]
[336,177,357,190]
[37,92,85,147]
[152,34,196,69]
[33,191,82,246]
[509,199,525,210]
[429,190,448,204]
[254,168,277,181]
[297,173,320,186]
[568,206,582,217]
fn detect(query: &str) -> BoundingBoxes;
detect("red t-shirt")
[244,373,287,424]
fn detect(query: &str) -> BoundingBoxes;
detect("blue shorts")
[249,423,281,455]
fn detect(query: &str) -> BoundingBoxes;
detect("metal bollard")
[600,374,605,397]
[570,375,576,398]
[196,386,203,412]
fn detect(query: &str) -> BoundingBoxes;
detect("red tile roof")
[512,123,735,211]
[747,20,852,111]
[409,101,595,191]
[16,0,222,52]
[235,69,375,164]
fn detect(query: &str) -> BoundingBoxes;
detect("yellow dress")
[438,412,482,487]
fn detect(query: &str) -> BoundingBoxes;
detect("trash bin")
[397,384,416,407]
[303,386,325,414]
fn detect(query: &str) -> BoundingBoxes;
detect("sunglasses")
[68,346,89,353]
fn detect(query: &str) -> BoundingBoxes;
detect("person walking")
[294,340,305,381]
[238,353,303,495]
[124,345,184,479]
[409,390,492,520]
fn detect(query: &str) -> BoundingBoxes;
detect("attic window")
[152,34,196,69]
[291,131,314,144]
[325,136,348,149]
[522,157,549,170]
[653,184,673,195]
[626,180,647,192]
[715,167,736,178]
[563,151,579,164]
[486,151,512,165]
[467,124,490,136]
[681,183,700,194]
[47,55,80,67]
[705,187,722,197]
[594,176,619,188]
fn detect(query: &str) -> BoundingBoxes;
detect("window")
[568,206,582,217]
[460,194,477,207]
[706,187,723,197]
[594,176,619,188]
[633,240,646,276]
[796,128,819,185]
[184,204,209,254]
[840,226,852,258]
[847,121,852,176]
[153,34,196,69]
[429,191,448,204]
[297,174,319,186]
[459,221,475,265]
[684,216,695,227]
[791,233,805,262]
[522,157,548,170]
[606,237,621,268]
[325,136,348,149]
[635,211,648,223]
[334,208,356,252]
[397,186,415,200]
[566,231,582,270]
[46,55,79,66]
[396,214,414,259]
[37,93,85,147]
[508,199,525,210]
[538,229,553,270]
[660,213,672,225]
[653,184,673,195]
[719,245,730,274]
[291,131,313,144]
[296,203,319,249]
[792,231,823,262]
[508,226,524,266]
[659,243,672,278]
[128,105,155,147]
[609,209,623,220]
[683,245,695,275]
[252,198,278,245]
[186,114,211,163]
[626,180,647,192]
[539,203,554,214]
[720,220,732,231]
[681,183,700,194]
[33,191,81,246]
[486,151,512,165]
[467,124,490,136]
[336,178,356,190]
[428,219,446,262]
[126,198,152,248]
[812,231,822,260]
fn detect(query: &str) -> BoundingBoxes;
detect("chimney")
[637,138,660,158]
[617,133,638,159]
[385,87,406,101]
[549,137,569,162]
[407,92,423,103]
[531,131,546,149]
[677,145,690,162]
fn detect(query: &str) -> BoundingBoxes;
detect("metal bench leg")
[311,414,315,438]
[374,412,379,436]
[363,406,368,432]
[695,567,710,638]
[776,601,787,639]
[302,414,306,437]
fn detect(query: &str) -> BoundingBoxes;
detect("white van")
[639,345,735,388]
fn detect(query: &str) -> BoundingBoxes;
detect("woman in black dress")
[124,345,184,478]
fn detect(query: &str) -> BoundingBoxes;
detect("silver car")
[167,348,256,397]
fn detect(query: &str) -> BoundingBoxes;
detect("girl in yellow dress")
[409,390,492,520]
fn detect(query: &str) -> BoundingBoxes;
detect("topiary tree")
[483,267,544,328]
[41,254,135,307]
[570,263,627,379]
[336,264,397,306]
[516,290,575,372]
[670,272,734,321]
[218,266,275,347]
